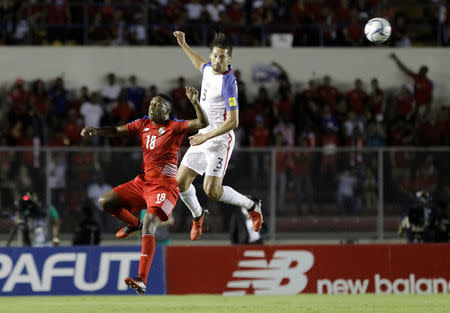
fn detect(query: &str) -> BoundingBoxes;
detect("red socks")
[110,208,139,227]
[138,233,156,285]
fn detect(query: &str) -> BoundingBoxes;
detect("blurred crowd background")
[0,0,448,47]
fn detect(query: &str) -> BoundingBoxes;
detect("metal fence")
[0,146,448,242]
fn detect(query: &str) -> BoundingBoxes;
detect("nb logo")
[223,250,314,295]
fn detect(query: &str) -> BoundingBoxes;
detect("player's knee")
[142,213,160,234]
[204,186,221,200]
[177,177,190,193]
[98,195,115,212]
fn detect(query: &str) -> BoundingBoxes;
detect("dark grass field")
[3,294,450,313]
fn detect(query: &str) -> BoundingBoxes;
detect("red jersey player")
[80,87,208,295]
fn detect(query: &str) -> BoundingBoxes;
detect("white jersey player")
[173,31,263,240]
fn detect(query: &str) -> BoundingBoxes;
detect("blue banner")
[0,246,165,295]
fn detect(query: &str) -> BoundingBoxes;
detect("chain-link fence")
[0,147,448,242]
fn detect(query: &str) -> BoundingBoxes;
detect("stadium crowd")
[0,0,448,46]
[0,64,448,232]
[1,66,448,149]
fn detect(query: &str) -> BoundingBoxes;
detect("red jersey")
[127,117,189,174]
[410,74,433,106]
[346,89,367,115]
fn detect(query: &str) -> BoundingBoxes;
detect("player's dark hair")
[143,94,172,114]
[209,32,232,56]
[157,94,173,112]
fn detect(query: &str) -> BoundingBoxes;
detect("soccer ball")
[364,18,391,43]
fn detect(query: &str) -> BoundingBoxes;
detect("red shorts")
[113,170,179,221]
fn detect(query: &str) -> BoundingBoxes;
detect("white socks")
[179,184,203,218]
[220,186,254,209]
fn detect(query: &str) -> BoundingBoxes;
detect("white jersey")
[198,62,239,143]
[180,62,238,177]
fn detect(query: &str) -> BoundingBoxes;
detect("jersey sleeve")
[126,117,144,136]
[222,74,239,111]
[172,119,190,135]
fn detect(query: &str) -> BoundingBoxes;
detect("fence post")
[269,148,277,243]
[377,148,384,241]
[45,148,51,215]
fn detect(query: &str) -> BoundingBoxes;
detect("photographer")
[398,190,449,243]
[7,192,43,246]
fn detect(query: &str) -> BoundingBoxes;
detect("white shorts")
[180,134,235,177]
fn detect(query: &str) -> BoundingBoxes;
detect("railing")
[1,2,447,46]
[0,146,448,243]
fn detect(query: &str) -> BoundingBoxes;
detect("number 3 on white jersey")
[146,135,156,150]
[155,193,166,204]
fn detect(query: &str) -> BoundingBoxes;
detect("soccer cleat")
[124,277,146,295]
[247,197,263,232]
[116,220,142,239]
[190,209,209,241]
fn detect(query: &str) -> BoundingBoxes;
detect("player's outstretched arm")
[390,53,414,76]
[80,125,128,138]
[186,86,209,132]
[173,31,207,72]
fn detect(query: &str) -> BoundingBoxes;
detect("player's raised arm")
[390,53,414,77]
[173,31,207,72]
[80,125,128,137]
[185,86,209,132]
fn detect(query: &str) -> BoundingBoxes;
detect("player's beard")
[212,63,226,73]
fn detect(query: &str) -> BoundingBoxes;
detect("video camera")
[399,190,447,243]
[14,192,42,219]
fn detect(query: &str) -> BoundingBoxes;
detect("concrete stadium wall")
[0,47,448,105]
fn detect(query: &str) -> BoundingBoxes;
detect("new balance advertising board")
[165,244,450,295]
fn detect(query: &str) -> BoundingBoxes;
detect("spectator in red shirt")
[318,75,340,113]
[249,115,271,180]
[346,78,368,119]
[45,0,71,43]
[110,89,136,125]
[394,85,415,119]
[171,76,189,117]
[368,78,384,122]
[274,87,293,119]
[416,110,448,146]
[291,134,314,215]
[250,115,271,148]
[7,78,29,124]
[302,79,320,103]
[30,79,50,118]
[336,0,351,23]
[63,109,83,145]
[291,0,311,24]
[390,53,433,117]
[343,9,364,46]
[275,133,292,215]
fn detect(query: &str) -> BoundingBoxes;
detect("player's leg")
[99,179,146,238]
[98,189,141,229]
[178,148,209,240]
[203,175,263,232]
[203,139,263,232]
[177,165,202,218]
[125,211,160,295]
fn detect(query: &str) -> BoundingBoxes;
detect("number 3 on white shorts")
[155,193,166,204]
